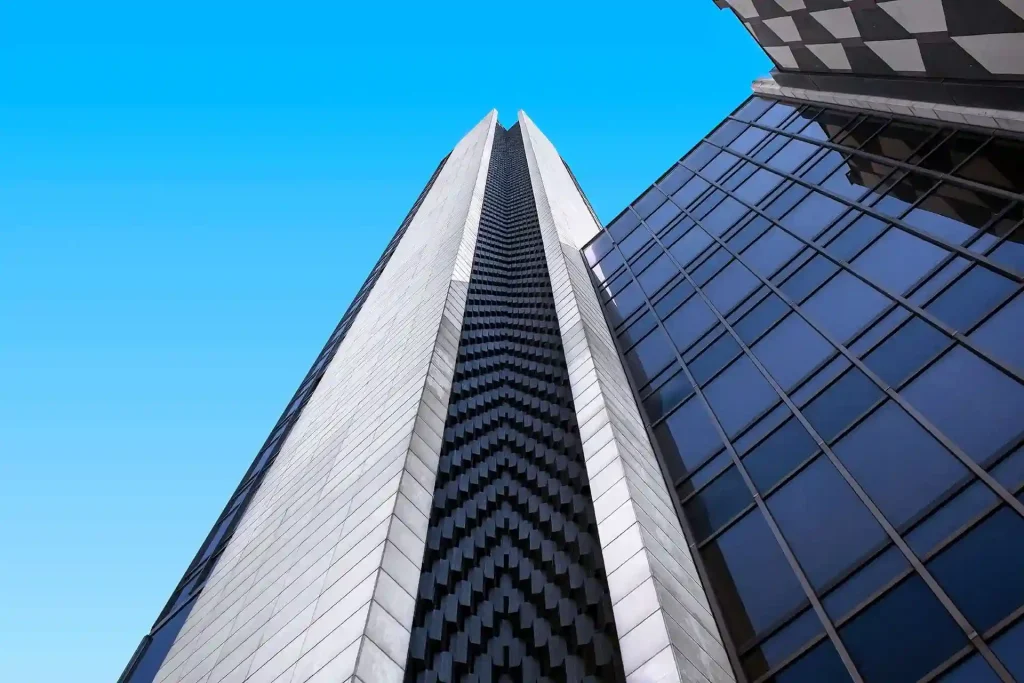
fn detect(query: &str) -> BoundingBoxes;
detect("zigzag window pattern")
[404,124,627,683]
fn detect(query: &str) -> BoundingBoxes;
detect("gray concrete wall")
[152,110,497,683]
[519,111,736,683]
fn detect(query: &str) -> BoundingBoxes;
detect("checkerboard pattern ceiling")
[720,0,1024,80]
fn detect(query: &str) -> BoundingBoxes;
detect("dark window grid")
[599,232,865,683]
[730,108,1024,207]
[593,257,627,288]
[701,136,1024,286]
[638,179,1023,677]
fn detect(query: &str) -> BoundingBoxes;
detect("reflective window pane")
[925,265,1017,333]
[735,293,789,344]
[742,607,824,680]
[802,272,890,343]
[689,332,742,386]
[851,227,948,296]
[743,226,803,278]
[607,210,640,241]
[624,327,674,385]
[644,198,682,235]
[802,368,883,443]
[863,317,949,388]
[704,356,779,436]
[822,545,908,622]
[643,369,694,423]
[743,417,819,493]
[664,295,717,351]
[766,638,852,683]
[768,138,817,174]
[669,225,713,267]
[637,253,677,296]
[992,618,1024,680]
[655,398,724,480]
[735,167,784,206]
[753,313,834,391]
[684,466,751,541]
[704,260,759,314]
[938,653,1000,683]
[657,164,694,195]
[902,183,1007,246]
[906,479,997,557]
[782,192,846,239]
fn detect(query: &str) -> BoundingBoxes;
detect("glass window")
[919,131,988,176]
[735,167,785,206]
[672,175,710,210]
[958,137,1024,192]
[637,253,677,296]
[928,506,1024,632]
[735,402,790,454]
[634,185,667,219]
[125,601,196,683]
[992,618,1024,680]
[607,210,640,241]
[689,332,742,386]
[619,309,658,349]
[822,545,908,621]
[705,356,779,436]
[593,247,625,285]
[791,354,850,406]
[758,101,801,128]
[643,369,694,423]
[906,479,997,557]
[733,97,774,123]
[753,313,833,391]
[584,233,613,266]
[702,197,748,237]
[910,256,970,306]
[753,134,791,166]
[735,293,790,344]
[802,272,889,343]
[822,213,887,261]
[684,466,751,541]
[833,401,969,530]
[657,164,694,195]
[840,575,967,683]
[768,138,817,174]
[848,305,908,356]
[778,254,839,303]
[664,294,717,352]
[702,150,741,183]
[769,456,887,590]
[701,509,806,643]
[863,317,949,388]
[619,222,652,260]
[800,150,845,185]
[742,608,824,680]
[860,121,934,162]
[938,653,1000,683]
[682,142,719,173]
[902,183,1008,246]
[926,265,1017,333]
[744,226,804,279]
[852,227,948,296]
[655,397,724,480]
[764,183,808,220]
[802,368,884,443]
[624,327,674,386]
[870,171,937,219]
[903,346,1024,466]
[766,638,851,683]
[653,277,694,318]
[782,192,847,240]
[644,199,681,235]
[692,248,732,286]
[991,445,1024,492]
[821,164,873,201]
[705,260,759,314]
[743,417,819,493]
[669,224,713,268]
[606,280,644,326]
[708,119,747,147]
[729,125,771,155]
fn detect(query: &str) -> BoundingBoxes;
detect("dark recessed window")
[821,545,908,622]
[684,465,751,541]
[802,368,883,443]
[906,479,997,558]
[863,316,949,388]
[743,417,819,494]
[741,607,824,680]
[851,227,949,296]
[802,272,890,344]
[957,136,1024,192]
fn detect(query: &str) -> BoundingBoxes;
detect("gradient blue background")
[0,2,768,681]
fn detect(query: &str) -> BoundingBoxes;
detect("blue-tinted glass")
[653,278,694,318]
[593,248,625,285]
[742,607,824,680]
[664,295,717,352]
[992,446,1024,492]
[767,638,852,683]
[607,210,640,241]
[765,184,808,220]
[669,225,713,267]
[903,183,1007,246]
[910,256,969,306]
[684,466,751,541]
[769,456,886,590]
[645,198,682,235]
[658,164,695,195]
[643,370,694,422]
[624,328,674,385]
[705,260,760,314]
[735,167,785,206]
[758,101,801,128]
[822,163,874,201]
[778,254,838,302]
[734,402,790,455]
[938,653,1000,683]
[631,241,660,277]
[705,356,779,436]
[848,306,908,356]
[841,574,966,683]
[620,309,657,349]
[752,313,833,391]
[791,354,850,406]
[662,214,696,249]
[702,150,741,183]
[734,97,774,123]
[903,346,1024,466]
[992,618,1024,679]
[782,193,847,240]
[681,450,731,497]
[833,401,968,530]
[754,134,791,165]
[735,293,790,344]
[802,272,890,343]
[606,280,644,326]
[836,116,885,150]
[702,509,806,643]
[634,185,667,219]
[125,600,196,683]
[743,226,803,278]
[926,265,1017,333]
[800,149,845,184]
[852,227,948,296]
[702,197,748,236]
[989,229,1024,275]
[655,398,724,479]
[907,479,997,557]
[802,368,883,443]
[863,317,949,388]
[620,222,652,260]
[728,215,771,253]
[637,253,677,296]
[928,506,1024,632]
[584,233,613,266]
[672,176,711,210]
[689,332,742,386]
[730,125,771,155]
[692,248,732,286]
[822,545,908,621]
[743,417,819,493]
[768,138,817,174]
[708,119,747,147]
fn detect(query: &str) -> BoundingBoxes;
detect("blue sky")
[0,2,768,681]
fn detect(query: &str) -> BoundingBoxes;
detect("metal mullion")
[733,115,1024,206]
[678,162,1024,500]
[608,224,866,683]
[648,182,1020,683]
[702,136,1024,284]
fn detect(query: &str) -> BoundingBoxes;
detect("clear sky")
[0,2,768,681]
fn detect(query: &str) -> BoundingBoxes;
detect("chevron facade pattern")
[404,124,626,683]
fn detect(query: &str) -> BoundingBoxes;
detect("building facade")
[585,94,1024,682]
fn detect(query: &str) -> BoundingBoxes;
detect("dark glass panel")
[838,116,886,151]
[802,272,890,343]
[701,509,806,643]
[644,198,682,235]
[682,142,720,173]
[689,332,742,386]
[704,356,779,436]
[822,545,908,622]
[860,121,934,162]
[906,479,997,557]
[619,222,652,260]
[928,506,1024,632]
[684,466,751,541]
[702,150,741,183]
[708,119,747,148]
[692,248,732,286]
[669,224,714,268]
[619,309,658,349]
[910,256,970,306]
[822,213,887,261]
[634,185,667,219]
[782,192,847,240]
[778,253,838,303]
[804,107,858,145]
[702,197,749,237]
[743,226,803,278]
[655,397,724,480]
[743,417,819,494]
[863,317,948,388]
[871,171,938,219]
[821,162,874,201]
[607,209,640,241]
[653,277,694,318]
[734,293,790,344]
[672,175,711,210]
[919,131,987,176]
[624,327,674,386]
[752,313,834,391]
[764,183,808,220]
[767,138,818,174]
[840,574,966,683]
[848,306,909,357]
[681,450,731,497]
[956,136,1024,192]
[768,456,886,590]
[938,653,1000,683]
[637,253,677,297]
[802,368,883,443]
[753,133,791,165]
[657,164,695,195]
[661,214,696,248]
[800,150,845,185]
[925,265,1017,332]
[664,294,717,352]
[765,638,852,683]
[790,354,850,407]
[704,260,760,314]
[832,401,969,530]
[125,600,196,683]
[733,97,774,123]
[992,618,1024,679]
[902,183,1008,246]
[991,445,1024,492]
[851,227,949,296]
[592,247,625,285]
[742,607,824,680]
[606,280,644,327]
[642,369,694,423]
[903,346,1024,466]
[735,167,785,206]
